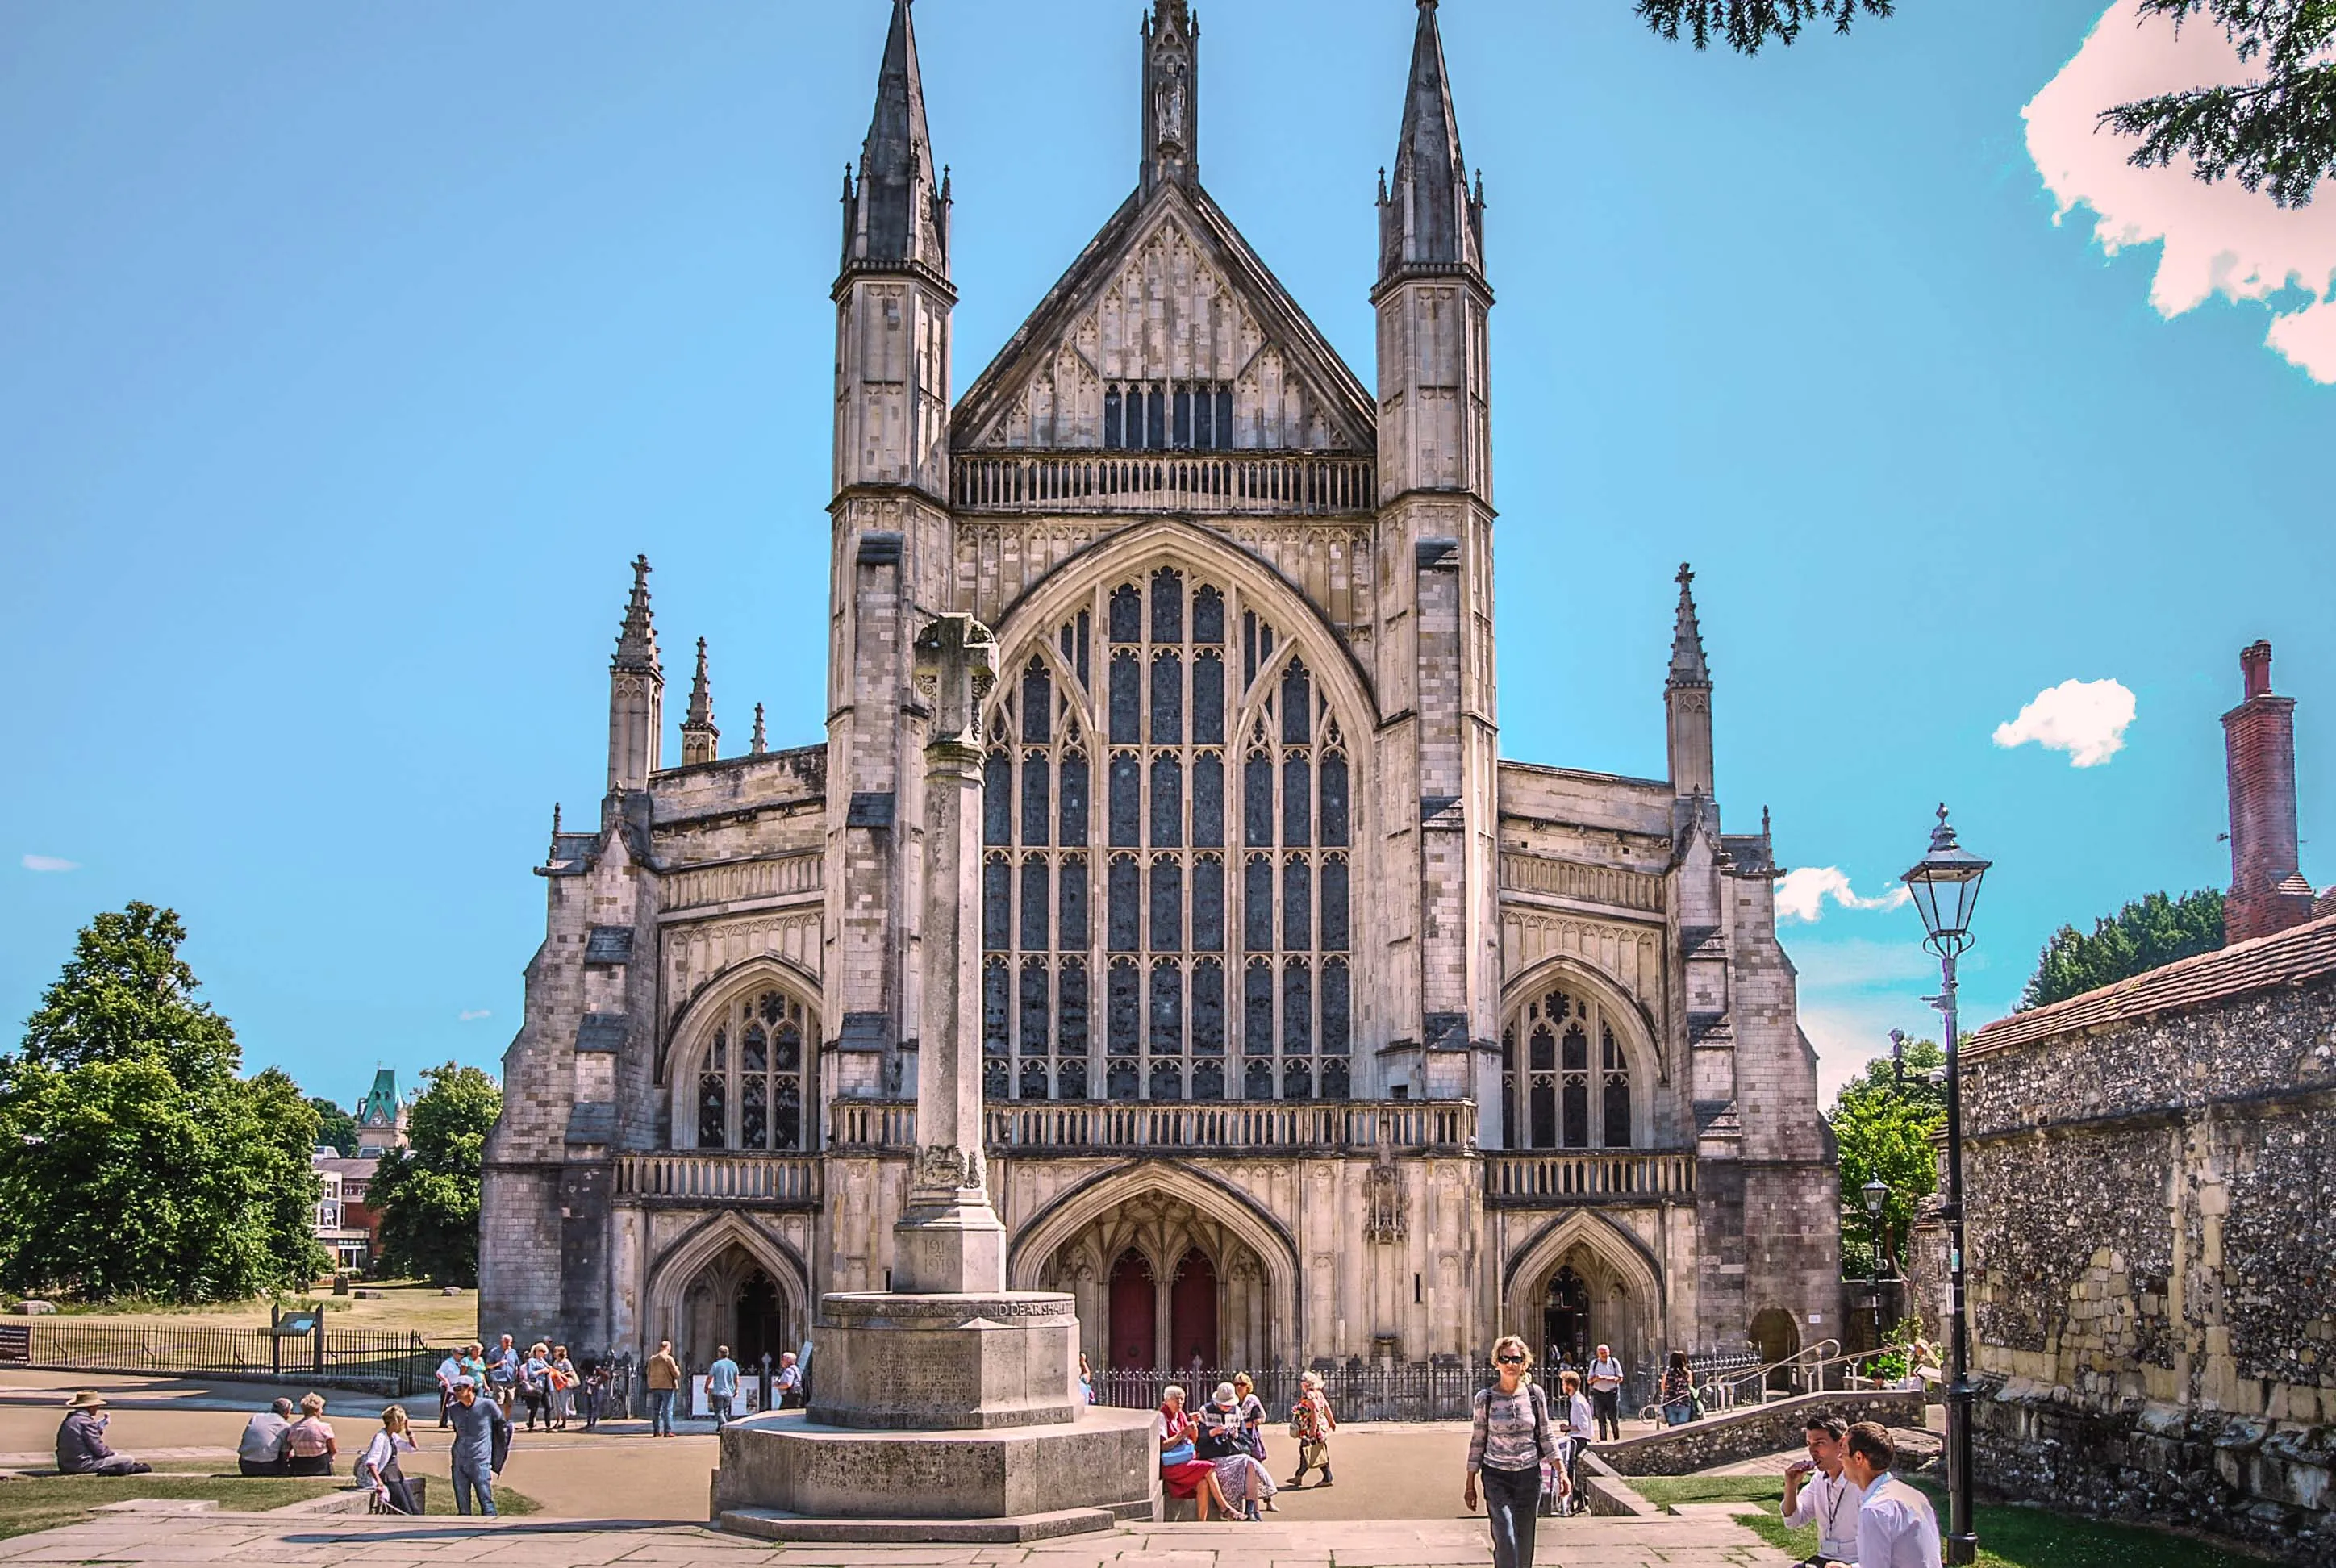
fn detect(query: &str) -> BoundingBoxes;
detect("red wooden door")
[1169,1248,1218,1370]
[1108,1250,1156,1369]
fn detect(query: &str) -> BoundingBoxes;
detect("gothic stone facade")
[480,0,1838,1391]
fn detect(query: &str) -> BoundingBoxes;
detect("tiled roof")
[311,1155,379,1179]
[1967,911,2336,1057]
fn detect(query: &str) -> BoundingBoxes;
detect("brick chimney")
[2223,640,2317,942]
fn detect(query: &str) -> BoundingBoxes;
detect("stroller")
[1541,1426,1583,1518]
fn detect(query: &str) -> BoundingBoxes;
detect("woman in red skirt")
[1157,1385,1234,1520]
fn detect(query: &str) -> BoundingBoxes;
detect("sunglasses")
[1496,1354,1525,1365]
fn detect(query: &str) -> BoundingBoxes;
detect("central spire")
[1141,2,1201,196]
[1379,0,1484,285]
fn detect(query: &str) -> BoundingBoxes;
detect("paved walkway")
[0,1515,1792,1566]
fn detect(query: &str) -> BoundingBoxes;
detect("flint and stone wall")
[1958,971,2336,1562]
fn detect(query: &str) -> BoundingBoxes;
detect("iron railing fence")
[6,1320,465,1398]
[1091,1362,1481,1424]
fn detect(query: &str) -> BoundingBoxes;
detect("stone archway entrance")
[675,1242,797,1374]
[1525,1242,1649,1382]
[1031,1190,1279,1370]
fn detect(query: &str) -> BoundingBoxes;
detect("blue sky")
[3,0,2329,1109]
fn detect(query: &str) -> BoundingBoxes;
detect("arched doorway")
[674,1242,797,1374]
[1027,1185,1284,1370]
[1542,1266,1591,1370]
[1108,1251,1157,1369]
[1169,1249,1218,1370]
[1750,1307,1801,1391]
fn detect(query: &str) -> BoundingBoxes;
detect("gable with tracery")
[955,196,1373,457]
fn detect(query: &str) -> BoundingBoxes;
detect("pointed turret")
[751,703,768,757]
[607,557,664,792]
[1379,0,1485,287]
[680,637,720,766]
[1140,2,1202,196]
[1666,564,1715,797]
[1668,563,1712,689]
[612,554,659,673]
[842,0,949,279]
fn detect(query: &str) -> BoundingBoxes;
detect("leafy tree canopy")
[1638,0,2336,208]
[310,1096,360,1157]
[1829,1035,1946,1278]
[2021,888,2225,1011]
[0,903,329,1301]
[370,1062,500,1287]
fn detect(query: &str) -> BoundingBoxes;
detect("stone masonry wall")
[1959,970,2336,1560]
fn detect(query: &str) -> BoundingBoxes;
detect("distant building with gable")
[354,1067,409,1156]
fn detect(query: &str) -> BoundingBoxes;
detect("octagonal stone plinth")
[807,1291,1078,1431]
[710,1406,1158,1527]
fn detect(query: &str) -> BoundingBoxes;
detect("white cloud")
[458,1009,493,1022]
[2025,2,2336,382]
[1775,867,1913,924]
[1992,677,2137,767]
[21,854,80,873]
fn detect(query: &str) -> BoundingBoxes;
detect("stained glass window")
[691,991,807,1149]
[1500,988,1635,1150]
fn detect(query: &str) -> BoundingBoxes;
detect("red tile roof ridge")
[1967,910,2336,1057]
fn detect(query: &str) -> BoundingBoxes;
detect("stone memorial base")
[710,1290,1158,1541]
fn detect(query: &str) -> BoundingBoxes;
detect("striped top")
[1467,1381,1554,1474]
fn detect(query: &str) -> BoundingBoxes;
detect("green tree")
[309,1096,360,1157]
[369,1062,500,1287]
[1637,0,2336,208]
[1829,1036,1946,1278]
[2021,888,2225,1010]
[0,903,330,1301]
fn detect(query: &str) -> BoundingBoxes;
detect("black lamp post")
[1904,803,1990,1566]
[1860,1175,1889,1354]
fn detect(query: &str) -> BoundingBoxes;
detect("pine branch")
[2107,1,2336,208]
[1635,0,1895,54]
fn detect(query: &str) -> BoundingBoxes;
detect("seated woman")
[284,1393,338,1476]
[1156,1385,1233,1520]
[1199,1382,1279,1520]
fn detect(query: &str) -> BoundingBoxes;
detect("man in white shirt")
[1841,1421,1942,1568]
[1585,1345,1625,1441]
[1779,1413,1863,1566]
[435,1352,465,1428]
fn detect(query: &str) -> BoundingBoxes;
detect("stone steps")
[719,1504,1121,1543]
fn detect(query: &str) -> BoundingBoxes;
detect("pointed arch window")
[695,990,806,1150]
[1500,987,1634,1150]
[982,571,1356,1100]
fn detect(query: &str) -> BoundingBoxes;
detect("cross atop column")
[913,614,998,752]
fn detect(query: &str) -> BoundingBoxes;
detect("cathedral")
[480,0,1839,1396]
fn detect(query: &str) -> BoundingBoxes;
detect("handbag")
[1159,1440,1196,1466]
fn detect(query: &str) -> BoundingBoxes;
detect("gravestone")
[711,615,1154,1541]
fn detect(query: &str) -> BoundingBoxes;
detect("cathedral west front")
[480,0,1840,1398]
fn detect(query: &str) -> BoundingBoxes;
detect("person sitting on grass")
[236,1398,296,1477]
[55,1391,152,1475]
[354,1404,422,1515]
[284,1392,337,1476]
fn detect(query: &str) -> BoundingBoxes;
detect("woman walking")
[1287,1370,1337,1487]
[549,1345,578,1430]
[1463,1337,1566,1568]
[284,1394,338,1477]
[354,1405,421,1515]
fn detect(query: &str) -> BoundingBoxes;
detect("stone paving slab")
[0,1516,1790,1567]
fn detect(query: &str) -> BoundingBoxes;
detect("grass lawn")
[31,1282,478,1341]
[1627,1475,2275,1566]
[0,1464,539,1540]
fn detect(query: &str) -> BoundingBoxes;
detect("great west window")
[983,567,1354,1101]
